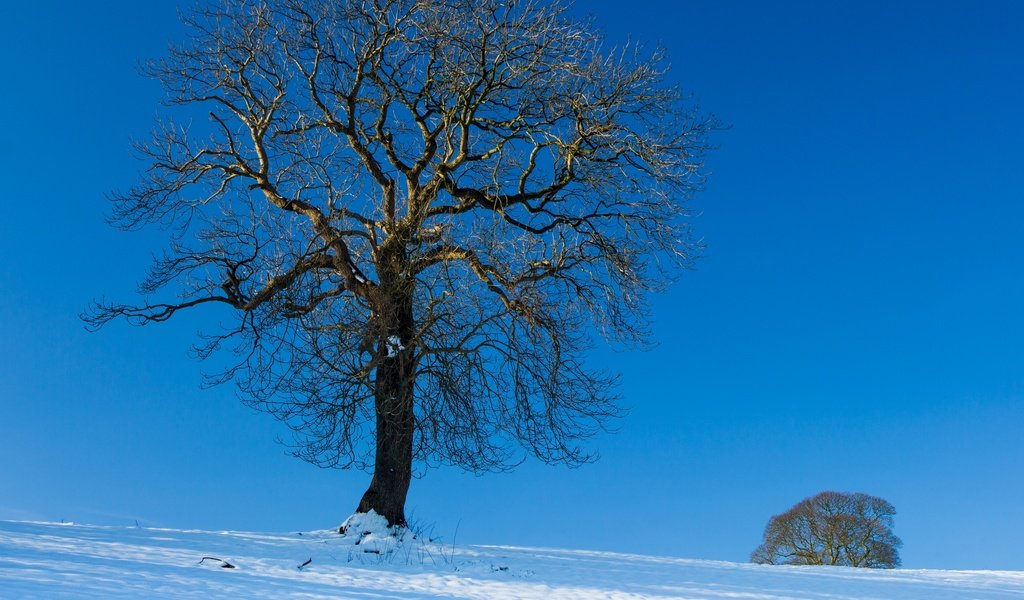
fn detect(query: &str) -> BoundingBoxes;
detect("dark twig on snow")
[199,557,236,569]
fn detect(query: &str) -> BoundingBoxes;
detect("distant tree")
[84,0,714,528]
[751,491,902,568]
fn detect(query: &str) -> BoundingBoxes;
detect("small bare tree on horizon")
[85,0,715,528]
[751,491,903,568]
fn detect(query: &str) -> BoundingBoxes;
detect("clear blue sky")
[1,1,1022,570]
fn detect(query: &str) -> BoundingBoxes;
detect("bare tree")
[751,491,902,568]
[85,0,714,527]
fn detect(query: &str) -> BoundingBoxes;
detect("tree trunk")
[353,254,415,529]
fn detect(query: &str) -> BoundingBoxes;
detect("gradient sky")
[2,1,1022,570]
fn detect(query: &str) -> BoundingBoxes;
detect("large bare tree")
[86,0,714,527]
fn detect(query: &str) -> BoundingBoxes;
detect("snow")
[386,335,405,357]
[338,510,407,555]
[2,519,1023,599]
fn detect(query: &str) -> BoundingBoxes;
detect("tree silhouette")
[86,0,714,527]
[752,491,902,568]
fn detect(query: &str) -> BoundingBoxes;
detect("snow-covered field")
[2,518,1022,599]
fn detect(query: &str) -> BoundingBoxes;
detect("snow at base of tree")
[1,519,1022,599]
[338,509,409,555]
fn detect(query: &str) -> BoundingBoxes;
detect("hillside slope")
[1,520,1022,599]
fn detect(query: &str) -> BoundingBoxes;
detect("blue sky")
[1,1,1022,570]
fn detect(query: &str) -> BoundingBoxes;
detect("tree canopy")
[85,0,714,526]
[751,491,902,568]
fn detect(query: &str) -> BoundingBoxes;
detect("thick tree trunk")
[353,253,415,529]
[355,352,414,527]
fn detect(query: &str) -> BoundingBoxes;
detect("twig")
[199,556,236,569]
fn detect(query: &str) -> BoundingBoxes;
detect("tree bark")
[353,250,415,528]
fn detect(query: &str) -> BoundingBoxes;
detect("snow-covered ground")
[2,518,1022,599]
